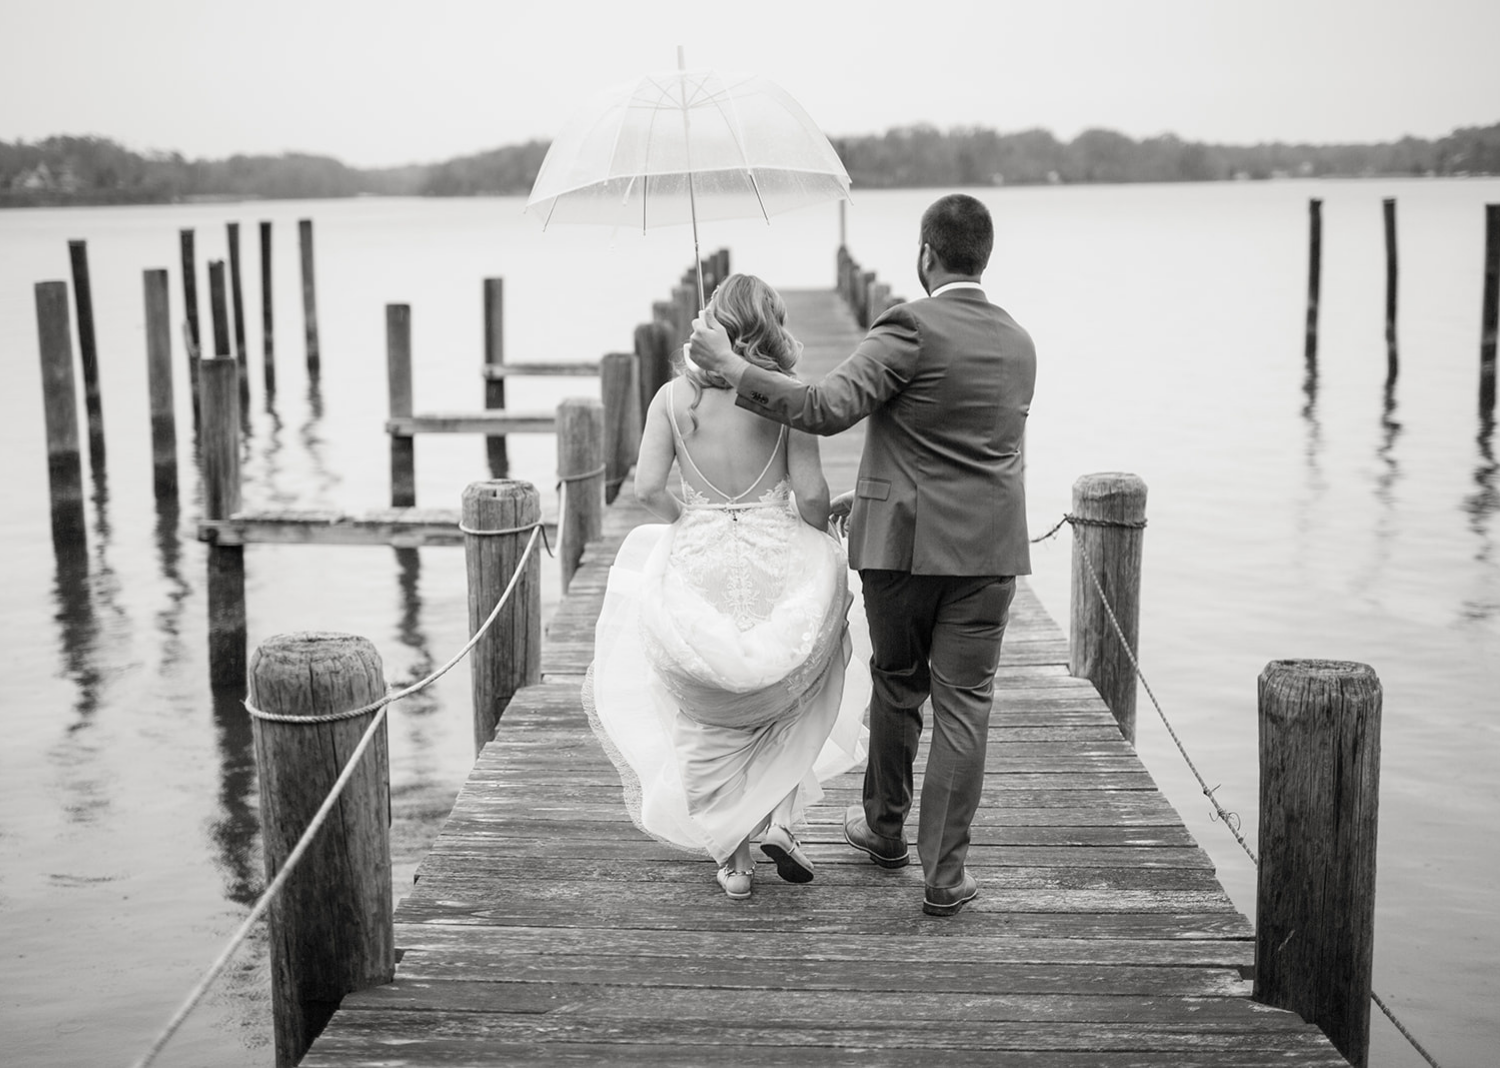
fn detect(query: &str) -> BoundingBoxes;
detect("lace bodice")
[672,479,802,631]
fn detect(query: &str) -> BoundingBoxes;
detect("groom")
[688,193,1036,916]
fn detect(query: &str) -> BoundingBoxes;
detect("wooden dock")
[300,289,1345,1066]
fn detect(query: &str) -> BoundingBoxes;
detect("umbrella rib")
[704,81,771,223]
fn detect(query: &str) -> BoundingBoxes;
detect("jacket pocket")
[856,477,891,501]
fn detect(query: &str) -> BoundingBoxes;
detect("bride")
[585,273,869,899]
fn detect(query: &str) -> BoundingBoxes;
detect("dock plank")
[301,288,1338,1066]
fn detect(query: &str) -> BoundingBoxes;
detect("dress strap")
[668,379,787,503]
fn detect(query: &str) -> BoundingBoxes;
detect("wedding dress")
[584,386,870,864]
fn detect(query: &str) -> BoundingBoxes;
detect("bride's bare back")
[636,380,830,528]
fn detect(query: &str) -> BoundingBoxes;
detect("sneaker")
[760,824,815,883]
[716,865,753,900]
[842,803,910,869]
[922,871,979,917]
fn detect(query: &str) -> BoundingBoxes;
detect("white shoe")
[716,865,753,900]
[760,824,815,883]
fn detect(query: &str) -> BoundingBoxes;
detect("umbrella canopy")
[525,67,851,232]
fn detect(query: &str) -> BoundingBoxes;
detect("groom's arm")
[693,306,921,436]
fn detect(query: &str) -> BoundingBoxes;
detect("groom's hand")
[828,490,854,537]
[688,305,746,385]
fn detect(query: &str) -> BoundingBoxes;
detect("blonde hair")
[676,273,800,431]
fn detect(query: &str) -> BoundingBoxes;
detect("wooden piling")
[860,270,877,328]
[66,239,105,468]
[1068,472,1147,743]
[34,281,86,548]
[462,480,542,753]
[1481,203,1499,414]
[634,320,675,423]
[201,354,245,689]
[1255,659,1381,1068]
[260,220,276,395]
[1383,197,1398,383]
[248,631,394,1068]
[1304,198,1322,362]
[601,352,640,504]
[299,219,320,375]
[228,222,249,396]
[208,260,232,361]
[386,304,415,507]
[143,269,177,499]
[483,278,508,478]
[180,228,201,426]
[557,397,605,592]
[674,282,696,348]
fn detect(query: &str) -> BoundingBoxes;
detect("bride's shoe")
[760,824,815,883]
[716,865,754,900]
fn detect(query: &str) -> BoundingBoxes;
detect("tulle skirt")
[584,521,870,864]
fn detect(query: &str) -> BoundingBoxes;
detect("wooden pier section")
[301,290,1345,1066]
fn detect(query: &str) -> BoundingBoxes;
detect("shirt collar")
[930,280,984,298]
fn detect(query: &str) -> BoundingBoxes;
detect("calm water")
[1,181,1496,1067]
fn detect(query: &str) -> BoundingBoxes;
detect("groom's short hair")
[920,194,993,276]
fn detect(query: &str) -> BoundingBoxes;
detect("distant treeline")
[3,123,1498,207]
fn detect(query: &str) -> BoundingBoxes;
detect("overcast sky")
[3,0,1497,169]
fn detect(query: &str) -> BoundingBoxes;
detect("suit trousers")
[859,570,1015,890]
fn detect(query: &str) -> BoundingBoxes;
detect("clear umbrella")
[525,51,851,306]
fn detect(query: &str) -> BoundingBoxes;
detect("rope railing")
[128,522,547,1068]
[1032,513,1443,1068]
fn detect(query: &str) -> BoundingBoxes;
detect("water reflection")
[1461,413,1499,622]
[51,534,100,734]
[1296,347,1326,536]
[209,686,262,908]
[1354,379,1405,604]
[299,376,341,503]
[153,494,193,669]
[392,548,437,717]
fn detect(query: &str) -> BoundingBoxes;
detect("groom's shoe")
[922,871,979,917]
[761,824,815,883]
[843,804,910,869]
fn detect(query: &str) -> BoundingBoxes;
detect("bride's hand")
[828,491,854,537]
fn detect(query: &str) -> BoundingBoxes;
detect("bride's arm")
[787,429,831,530]
[635,385,682,522]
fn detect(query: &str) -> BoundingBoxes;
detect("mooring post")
[715,247,730,283]
[860,270,877,328]
[201,354,244,689]
[1481,203,1499,415]
[1383,197,1399,384]
[180,228,202,428]
[1305,198,1322,363]
[227,222,249,402]
[601,351,640,504]
[143,269,177,500]
[260,220,276,396]
[385,304,415,507]
[299,218,320,376]
[674,280,696,347]
[557,397,605,593]
[1255,659,1381,1067]
[462,480,542,753]
[248,631,394,1068]
[66,239,105,469]
[1068,472,1147,743]
[839,199,847,248]
[208,260,233,363]
[483,277,508,478]
[633,320,674,427]
[34,281,87,550]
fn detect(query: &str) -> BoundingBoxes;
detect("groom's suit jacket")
[735,285,1036,576]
